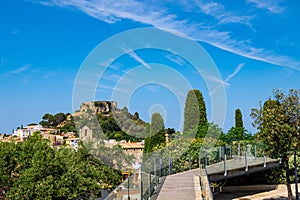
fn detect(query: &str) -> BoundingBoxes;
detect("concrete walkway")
[156,168,201,200]
[232,184,300,200]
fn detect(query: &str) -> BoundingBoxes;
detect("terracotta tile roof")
[120,142,144,149]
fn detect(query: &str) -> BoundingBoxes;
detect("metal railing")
[104,142,276,200]
[200,163,214,200]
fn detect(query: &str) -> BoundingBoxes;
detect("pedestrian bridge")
[157,156,280,200]
[104,144,281,200]
[207,156,280,181]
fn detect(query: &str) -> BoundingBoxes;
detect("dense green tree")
[144,113,166,153]
[235,108,243,128]
[133,112,139,120]
[39,113,67,128]
[97,110,144,141]
[225,109,253,143]
[150,112,164,136]
[251,89,300,199]
[172,123,224,173]
[166,128,176,136]
[183,89,208,138]
[0,133,122,199]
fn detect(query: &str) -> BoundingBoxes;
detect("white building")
[13,124,56,139]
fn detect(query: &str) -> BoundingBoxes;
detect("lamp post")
[294,144,299,200]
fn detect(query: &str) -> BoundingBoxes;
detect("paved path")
[156,168,201,200]
[232,184,300,200]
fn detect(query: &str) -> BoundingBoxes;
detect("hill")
[37,101,149,142]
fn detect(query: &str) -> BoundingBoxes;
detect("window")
[85,129,87,137]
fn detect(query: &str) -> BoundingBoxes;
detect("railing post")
[159,158,162,177]
[263,153,266,168]
[153,158,157,185]
[127,175,130,200]
[245,147,248,172]
[294,147,299,200]
[140,171,143,200]
[188,152,191,170]
[199,150,201,168]
[219,146,222,162]
[224,154,227,176]
[169,157,173,175]
[148,173,151,199]
[238,142,240,158]
[254,145,257,160]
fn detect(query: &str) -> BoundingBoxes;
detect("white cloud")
[197,1,253,26]
[122,47,151,69]
[34,0,300,70]
[9,64,30,74]
[102,73,121,81]
[246,0,285,14]
[43,71,60,80]
[99,58,122,70]
[144,84,162,92]
[166,53,186,66]
[97,84,131,94]
[225,63,245,82]
[208,63,245,96]
[204,74,230,87]
[99,58,114,67]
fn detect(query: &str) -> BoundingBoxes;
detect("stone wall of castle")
[79,101,117,114]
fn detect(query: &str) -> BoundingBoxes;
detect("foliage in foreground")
[0,134,122,200]
[251,89,300,198]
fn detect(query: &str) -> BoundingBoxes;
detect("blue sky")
[1,0,300,134]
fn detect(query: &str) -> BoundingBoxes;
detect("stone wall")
[79,101,117,114]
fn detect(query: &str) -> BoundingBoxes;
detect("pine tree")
[183,89,208,138]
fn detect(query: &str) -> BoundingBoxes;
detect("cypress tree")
[227,108,245,142]
[183,89,208,138]
[150,112,164,136]
[144,112,166,153]
[235,108,243,128]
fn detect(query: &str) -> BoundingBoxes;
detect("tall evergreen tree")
[183,89,208,138]
[144,113,166,153]
[226,108,249,142]
[150,112,164,136]
[235,108,243,128]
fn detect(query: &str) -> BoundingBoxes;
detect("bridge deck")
[156,168,201,200]
[206,157,280,181]
[156,157,280,199]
